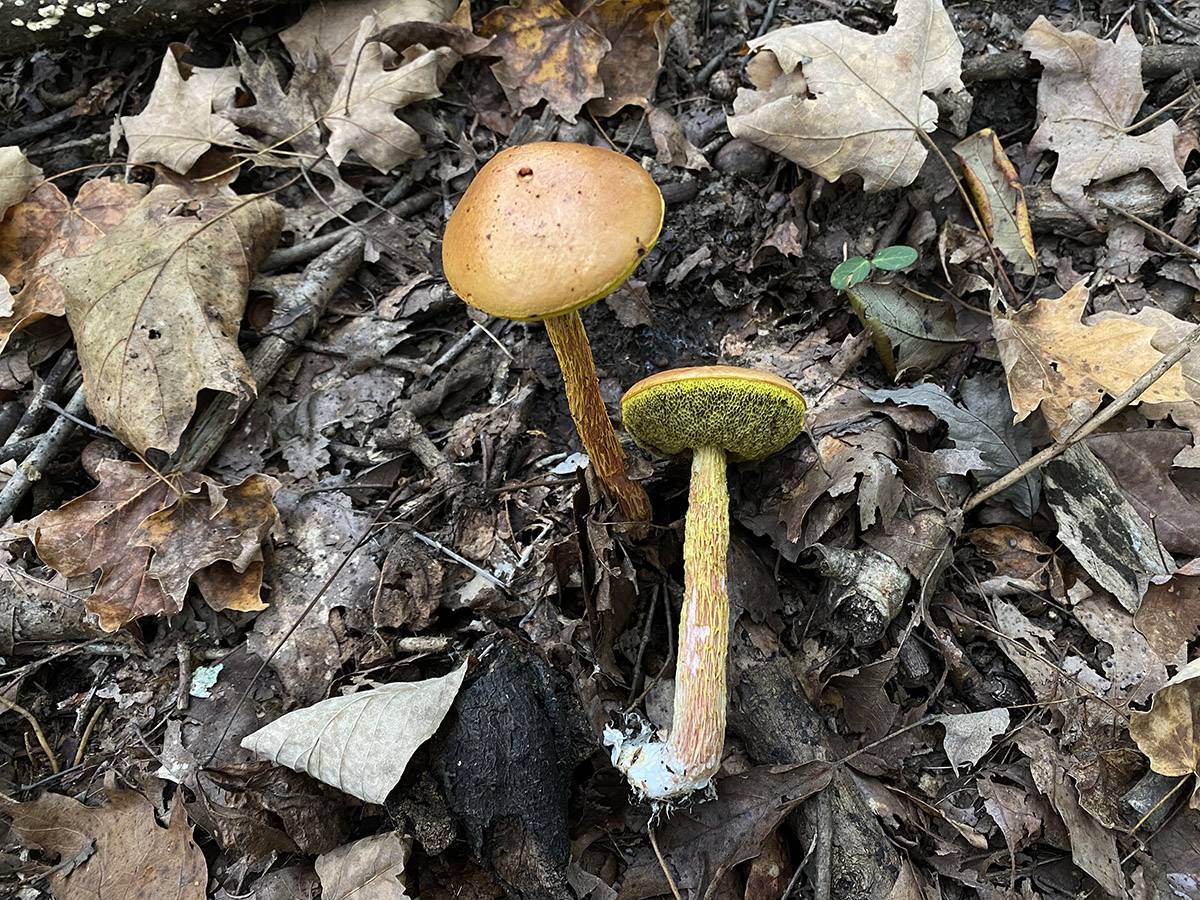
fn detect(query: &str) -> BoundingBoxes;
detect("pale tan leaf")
[121,44,247,174]
[939,708,1009,773]
[325,17,460,172]
[727,0,963,191]
[317,833,413,900]
[242,664,467,803]
[1129,656,1200,807]
[281,0,458,72]
[0,146,42,218]
[5,786,206,900]
[1023,18,1186,222]
[953,128,1037,275]
[53,185,282,454]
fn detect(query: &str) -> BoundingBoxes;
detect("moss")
[622,371,806,461]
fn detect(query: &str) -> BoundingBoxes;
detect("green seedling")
[830,245,919,291]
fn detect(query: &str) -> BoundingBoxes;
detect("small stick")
[962,322,1200,513]
[0,692,60,773]
[73,704,104,767]
[648,825,684,900]
[0,387,89,523]
[1097,198,1200,263]
[5,350,76,448]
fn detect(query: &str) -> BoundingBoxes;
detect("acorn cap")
[621,365,807,461]
[441,142,664,322]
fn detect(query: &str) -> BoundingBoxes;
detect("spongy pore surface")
[621,365,807,461]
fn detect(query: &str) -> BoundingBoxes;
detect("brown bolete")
[606,365,807,800]
[441,141,662,522]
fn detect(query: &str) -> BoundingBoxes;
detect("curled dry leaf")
[317,833,413,900]
[0,146,42,218]
[939,708,1010,774]
[20,459,280,632]
[4,785,206,900]
[480,0,669,122]
[993,281,1200,440]
[121,43,246,174]
[53,185,283,454]
[0,178,148,355]
[1023,18,1187,223]
[242,663,467,804]
[728,0,963,191]
[1129,657,1200,808]
[325,16,461,172]
[281,0,459,72]
[953,128,1037,275]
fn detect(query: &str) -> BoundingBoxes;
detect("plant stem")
[668,444,729,779]
[543,311,651,522]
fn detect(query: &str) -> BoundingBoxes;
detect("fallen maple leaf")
[317,833,413,900]
[585,0,671,117]
[324,16,461,172]
[0,178,147,356]
[4,785,206,900]
[242,664,467,803]
[993,281,1200,439]
[21,459,279,631]
[1023,17,1187,223]
[728,0,963,191]
[953,128,1037,275]
[1129,657,1200,807]
[53,184,282,454]
[121,43,247,174]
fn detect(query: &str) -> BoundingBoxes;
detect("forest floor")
[0,0,1199,897]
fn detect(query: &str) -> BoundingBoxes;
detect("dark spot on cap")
[518,167,533,178]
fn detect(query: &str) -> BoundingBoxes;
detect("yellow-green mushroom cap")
[622,365,807,462]
[441,141,665,322]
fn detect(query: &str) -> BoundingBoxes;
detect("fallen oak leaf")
[953,128,1037,275]
[317,833,413,900]
[4,784,206,900]
[121,43,248,174]
[1023,17,1187,224]
[1129,657,1200,808]
[242,663,467,803]
[325,16,462,172]
[53,184,282,454]
[20,459,280,631]
[728,0,964,191]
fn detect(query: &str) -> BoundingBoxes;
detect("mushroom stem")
[671,444,729,779]
[543,310,652,522]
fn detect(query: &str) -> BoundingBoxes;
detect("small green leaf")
[870,245,919,271]
[830,256,871,291]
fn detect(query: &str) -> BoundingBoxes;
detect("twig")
[755,0,782,37]
[0,387,89,523]
[961,43,1200,83]
[73,704,104,767]
[1151,0,1200,34]
[0,692,60,772]
[403,524,511,592]
[649,825,684,900]
[173,232,365,471]
[5,350,76,448]
[1097,198,1200,263]
[963,322,1200,513]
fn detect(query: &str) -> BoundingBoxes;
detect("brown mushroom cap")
[441,142,664,322]
[622,365,807,461]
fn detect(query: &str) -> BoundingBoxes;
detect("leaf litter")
[1,0,1199,897]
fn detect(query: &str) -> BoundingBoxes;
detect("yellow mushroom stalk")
[441,141,662,523]
[606,366,806,801]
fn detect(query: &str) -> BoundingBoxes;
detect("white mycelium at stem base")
[607,445,730,799]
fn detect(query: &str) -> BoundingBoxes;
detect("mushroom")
[442,142,662,522]
[605,365,807,800]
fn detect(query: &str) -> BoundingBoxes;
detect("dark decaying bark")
[434,636,595,900]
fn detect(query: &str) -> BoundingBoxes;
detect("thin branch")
[0,692,60,773]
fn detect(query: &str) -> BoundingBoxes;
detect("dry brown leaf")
[968,525,1053,589]
[317,833,413,900]
[953,128,1037,275]
[1023,18,1187,223]
[1135,575,1200,661]
[0,146,42,218]
[281,0,459,72]
[727,0,963,191]
[53,185,282,454]
[5,785,206,900]
[585,0,671,116]
[242,664,467,803]
[325,16,461,172]
[121,43,247,174]
[648,106,710,170]
[21,459,279,631]
[1129,657,1200,807]
[993,281,1200,438]
[0,179,147,355]
[480,0,610,121]
[940,708,1009,773]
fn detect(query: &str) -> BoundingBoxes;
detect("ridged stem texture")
[669,444,729,779]
[544,310,651,522]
